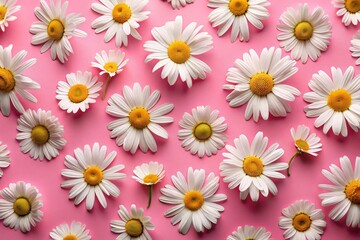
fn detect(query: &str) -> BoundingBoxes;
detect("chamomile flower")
[208,0,270,42]
[61,143,126,210]
[144,15,213,88]
[16,109,66,161]
[319,156,360,228]
[220,132,287,201]
[350,30,360,65]
[91,0,150,47]
[0,181,43,232]
[227,225,272,240]
[178,106,228,158]
[0,0,20,32]
[167,0,194,9]
[279,200,326,239]
[30,0,87,63]
[160,167,227,234]
[0,45,39,117]
[110,204,154,239]
[0,141,10,177]
[56,71,102,114]
[106,83,174,154]
[277,3,331,63]
[303,66,360,137]
[332,0,360,26]
[224,47,300,122]
[50,221,91,240]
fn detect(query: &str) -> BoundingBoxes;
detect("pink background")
[1,0,360,239]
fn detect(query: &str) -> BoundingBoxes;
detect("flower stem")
[287,151,300,177]
[147,185,153,208]
[101,75,111,100]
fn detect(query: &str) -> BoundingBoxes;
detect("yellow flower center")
[292,212,312,232]
[345,180,360,204]
[13,197,31,216]
[327,89,352,112]
[129,107,150,129]
[68,84,89,103]
[112,3,132,24]
[83,165,103,186]
[228,0,249,16]
[31,125,50,145]
[63,234,78,240]
[249,73,274,97]
[125,219,143,237]
[345,0,360,13]
[245,239,255,240]
[295,139,309,152]
[294,21,313,41]
[0,68,15,93]
[104,62,118,73]
[47,19,65,41]
[0,5,7,21]
[243,156,264,177]
[183,190,204,211]
[193,122,212,141]
[143,174,159,184]
[167,41,191,64]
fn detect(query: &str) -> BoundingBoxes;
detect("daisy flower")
[279,200,326,239]
[91,0,150,47]
[332,0,360,26]
[0,181,43,232]
[220,132,287,201]
[0,141,10,177]
[277,3,331,63]
[132,161,165,208]
[0,0,20,32]
[319,156,360,228]
[56,71,102,114]
[110,204,154,239]
[159,167,227,234]
[227,225,272,240]
[91,49,129,100]
[30,0,87,63]
[106,83,174,154]
[208,0,270,42]
[224,47,300,122]
[16,109,66,161]
[61,143,126,210]
[50,221,91,240]
[178,106,228,158]
[0,45,39,117]
[350,30,360,65]
[167,0,193,9]
[144,15,213,88]
[303,66,360,137]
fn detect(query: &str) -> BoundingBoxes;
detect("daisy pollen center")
[83,165,103,186]
[168,41,191,64]
[0,5,7,21]
[129,107,150,129]
[143,174,159,184]
[112,3,132,24]
[345,0,360,13]
[193,122,212,141]
[47,19,65,41]
[250,73,274,96]
[63,234,78,240]
[228,0,249,16]
[31,125,50,145]
[294,21,313,41]
[104,62,118,73]
[327,89,352,112]
[345,180,360,204]
[68,84,89,103]
[295,139,309,151]
[292,212,312,232]
[243,156,264,177]
[125,219,143,237]
[13,197,31,216]
[0,68,15,93]
[183,190,204,211]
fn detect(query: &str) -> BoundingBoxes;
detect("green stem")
[101,75,111,100]
[287,151,300,177]
[147,185,153,208]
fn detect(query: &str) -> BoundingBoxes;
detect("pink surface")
[1,0,360,239]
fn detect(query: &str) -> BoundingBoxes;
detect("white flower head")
[350,30,360,65]
[319,156,360,228]
[303,66,360,137]
[0,181,43,232]
[220,132,287,201]
[0,45,39,117]
[91,49,129,78]
[227,225,272,240]
[50,221,91,240]
[132,161,165,186]
[144,15,213,88]
[178,106,228,158]
[106,83,174,154]
[0,141,10,177]
[168,0,194,9]
[332,0,360,26]
[16,109,66,161]
[61,143,126,210]
[0,0,20,32]
[91,0,150,47]
[224,47,300,122]
[208,0,270,42]
[30,0,87,63]
[277,3,331,63]
[160,167,227,234]
[56,71,102,114]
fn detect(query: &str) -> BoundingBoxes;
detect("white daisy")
[16,108,66,161]
[61,142,126,210]
[279,200,326,239]
[208,0,270,42]
[178,106,228,158]
[167,0,194,9]
[277,3,332,63]
[319,156,360,228]
[227,225,272,240]
[332,0,360,26]
[0,181,43,232]
[91,0,150,47]
[144,15,213,88]
[30,0,87,63]
[110,204,154,239]
[0,141,10,177]
[0,45,39,117]
[220,132,287,201]
[224,47,300,122]
[106,83,174,154]
[50,221,91,240]
[303,66,360,137]
[56,71,102,114]
[0,0,20,32]
[350,30,360,65]
[159,167,227,234]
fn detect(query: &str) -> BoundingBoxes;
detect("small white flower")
[279,200,326,239]
[350,30,360,65]
[167,0,194,9]
[0,0,20,32]
[178,106,227,158]
[144,15,213,88]
[61,143,126,210]
[50,221,91,240]
[91,49,129,78]
[0,181,43,232]
[0,141,10,177]
[332,0,360,26]
[16,109,66,161]
[227,225,272,240]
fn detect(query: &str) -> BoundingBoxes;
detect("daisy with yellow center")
[227,225,272,240]
[333,0,360,26]
[0,141,10,178]
[61,143,126,210]
[160,167,227,234]
[0,0,20,32]
[350,30,360,65]
[167,0,194,9]
[50,221,91,240]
